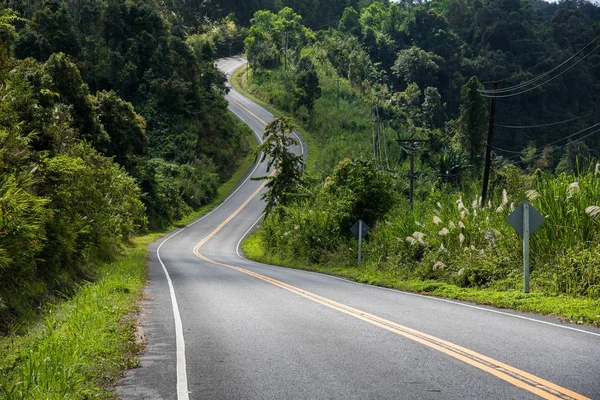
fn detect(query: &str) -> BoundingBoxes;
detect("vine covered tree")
[454,76,487,170]
[295,56,321,114]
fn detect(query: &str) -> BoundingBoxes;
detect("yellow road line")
[193,94,590,399]
[191,190,589,400]
[230,98,270,126]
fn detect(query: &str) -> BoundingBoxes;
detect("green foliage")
[137,157,218,229]
[338,7,361,37]
[238,14,600,304]
[0,234,151,398]
[0,0,252,331]
[324,159,395,228]
[392,46,443,91]
[94,90,147,171]
[245,27,281,71]
[422,87,445,129]
[255,116,304,215]
[187,17,246,61]
[294,56,321,113]
[44,53,109,150]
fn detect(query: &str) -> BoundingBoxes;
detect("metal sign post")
[507,201,545,293]
[523,202,530,293]
[350,219,370,267]
[358,221,363,267]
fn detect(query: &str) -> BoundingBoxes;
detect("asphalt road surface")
[118,57,600,400]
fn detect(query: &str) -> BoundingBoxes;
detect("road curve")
[118,57,600,400]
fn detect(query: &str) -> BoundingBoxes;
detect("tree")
[453,76,487,170]
[94,90,147,171]
[392,46,443,90]
[0,8,22,80]
[255,116,304,215]
[44,53,109,150]
[294,56,321,114]
[244,26,281,71]
[338,7,361,37]
[422,87,445,129]
[556,141,592,175]
[323,159,395,228]
[390,82,422,124]
[15,0,81,59]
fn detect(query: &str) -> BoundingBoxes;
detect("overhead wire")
[501,123,600,161]
[495,110,600,129]
[479,33,600,94]
[482,28,594,85]
[480,44,600,98]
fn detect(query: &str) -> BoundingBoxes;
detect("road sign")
[350,219,370,238]
[506,201,545,293]
[506,201,545,237]
[350,220,370,267]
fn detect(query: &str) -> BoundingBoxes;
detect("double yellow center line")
[192,96,590,400]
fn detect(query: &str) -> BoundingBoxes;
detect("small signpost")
[350,219,370,267]
[506,201,545,293]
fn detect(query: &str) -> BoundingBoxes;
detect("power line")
[480,44,600,98]
[544,121,600,148]
[495,110,600,129]
[482,28,595,85]
[480,33,600,94]
[502,123,600,161]
[492,145,522,155]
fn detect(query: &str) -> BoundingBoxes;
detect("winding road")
[118,57,600,400]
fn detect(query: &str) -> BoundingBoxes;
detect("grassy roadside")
[231,65,321,174]
[0,127,259,399]
[242,233,600,327]
[233,63,600,327]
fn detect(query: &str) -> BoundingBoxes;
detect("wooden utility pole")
[481,82,498,206]
[397,139,427,205]
[283,29,288,71]
[337,76,340,109]
[373,102,381,165]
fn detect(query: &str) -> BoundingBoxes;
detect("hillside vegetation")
[0,1,251,331]
[235,1,600,324]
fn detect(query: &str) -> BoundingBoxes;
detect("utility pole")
[283,29,288,72]
[373,102,381,165]
[481,82,498,206]
[397,139,427,205]
[337,75,340,109]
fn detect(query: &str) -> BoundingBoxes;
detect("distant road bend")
[118,57,600,400]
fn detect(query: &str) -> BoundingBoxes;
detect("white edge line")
[156,234,189,400]
[225,57,306,159]
[236,214,265,259]
[234,225,600,338]
[155,96,266,400]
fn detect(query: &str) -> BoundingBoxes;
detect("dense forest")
[235,0,600,301]
[0,0,253,330]
[242,0,600,165]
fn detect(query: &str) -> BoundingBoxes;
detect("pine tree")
[254,116,304,215]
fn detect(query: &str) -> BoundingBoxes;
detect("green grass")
[231,65,321,175]
[0,125,258,399]
[242,232,600,327]
[0,234,153,399]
